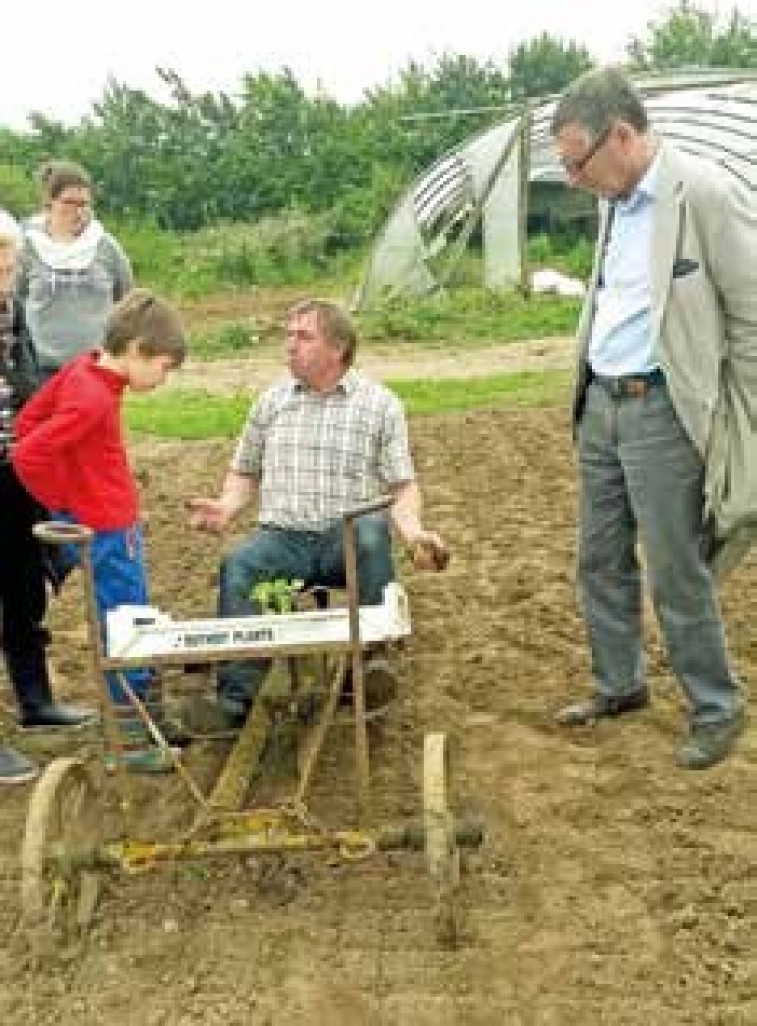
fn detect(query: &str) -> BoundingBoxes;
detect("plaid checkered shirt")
[231,369,415,531]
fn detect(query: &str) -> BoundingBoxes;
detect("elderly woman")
[18,160,133,379]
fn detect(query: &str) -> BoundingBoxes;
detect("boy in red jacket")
[13,288,187,772]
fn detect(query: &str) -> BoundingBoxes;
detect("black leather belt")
[590,367,665,399]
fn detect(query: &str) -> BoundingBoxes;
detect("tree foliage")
[627,1,757,69]
[0,13,753,240]
[509,34,594,99]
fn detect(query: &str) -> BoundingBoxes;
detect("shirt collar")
[617,148,661,213]
[291,367,359,396]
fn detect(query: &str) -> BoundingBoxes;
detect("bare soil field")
[0,404,755,1025]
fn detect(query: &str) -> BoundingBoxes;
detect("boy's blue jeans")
[57,517,152,707]
[217,514,393,709]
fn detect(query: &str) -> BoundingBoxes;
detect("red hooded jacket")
[12,351,139,530]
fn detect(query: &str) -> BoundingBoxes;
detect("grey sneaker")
[0,745,39,785]
[676,711,746,770]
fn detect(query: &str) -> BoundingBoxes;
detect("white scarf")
[25,217,105,271]
[0,209,20,243]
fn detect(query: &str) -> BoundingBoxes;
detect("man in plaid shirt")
[189,298,447,725]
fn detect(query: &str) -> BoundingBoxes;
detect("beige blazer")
[573,142,757,574]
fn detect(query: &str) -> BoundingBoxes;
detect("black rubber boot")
[6,644,98,731]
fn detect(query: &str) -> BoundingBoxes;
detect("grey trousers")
[577,378,742,728]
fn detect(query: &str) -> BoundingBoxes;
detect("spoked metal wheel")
[423,732,460,944]
[21,757,103,937]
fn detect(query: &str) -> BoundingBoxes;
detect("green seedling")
[251,579,304,614]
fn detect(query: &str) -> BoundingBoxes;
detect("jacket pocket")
[672,257,699,279]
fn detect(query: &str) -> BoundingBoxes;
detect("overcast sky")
[2,1,752,129]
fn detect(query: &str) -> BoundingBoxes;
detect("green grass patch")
[357,290,580,344]
[391,370,570,414]
[191,321,265,359]
[125,391,252,439]
[125,370,570,440]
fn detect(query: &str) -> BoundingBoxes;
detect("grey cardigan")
[17,228,132,372]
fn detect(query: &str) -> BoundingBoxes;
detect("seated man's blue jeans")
[217,514,393,709]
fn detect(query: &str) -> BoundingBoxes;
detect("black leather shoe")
[340,655,398,714]
[19,702,98,731]
[555,689,649,726]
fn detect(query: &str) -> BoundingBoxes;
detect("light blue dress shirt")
[589,153,661,376]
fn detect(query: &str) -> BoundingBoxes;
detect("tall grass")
[110,212,357,299]
[358,290,580,343]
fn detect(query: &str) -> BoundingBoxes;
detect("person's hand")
[186,497,233,533]
[410,530,450,572]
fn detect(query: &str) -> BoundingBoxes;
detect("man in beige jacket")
[551,66,755,769]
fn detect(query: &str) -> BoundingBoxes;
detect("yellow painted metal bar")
[103,824,376,874]
[294,656,346,805]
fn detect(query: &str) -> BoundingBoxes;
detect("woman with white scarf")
[18,160,133,380]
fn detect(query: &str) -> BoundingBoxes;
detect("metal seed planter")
[21,497,482,944]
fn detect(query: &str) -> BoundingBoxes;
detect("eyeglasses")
[561,124,613,176]
[57,197,92,209]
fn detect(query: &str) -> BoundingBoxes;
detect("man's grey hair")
[551,66,649,139]
[287,298,358,367]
